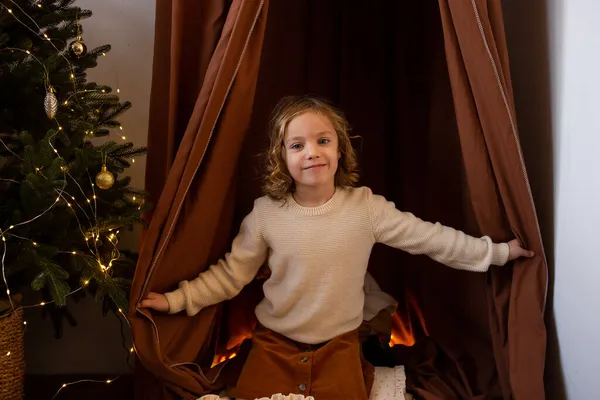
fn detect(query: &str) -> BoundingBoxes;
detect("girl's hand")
[140,292,170,312]
[507,239,535,261]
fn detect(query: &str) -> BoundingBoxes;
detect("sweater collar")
[286,187,345,216]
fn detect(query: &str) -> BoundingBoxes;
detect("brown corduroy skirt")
[227,325,374,399]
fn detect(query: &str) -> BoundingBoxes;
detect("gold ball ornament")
[44,88,58,120]
[68,39,87,58]
[95,164,115,190]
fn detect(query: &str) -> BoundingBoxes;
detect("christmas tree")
[0,0,148,326]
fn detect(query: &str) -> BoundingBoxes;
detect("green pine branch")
[0,0,151,331]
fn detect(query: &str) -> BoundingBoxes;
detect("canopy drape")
[131,1,547,399]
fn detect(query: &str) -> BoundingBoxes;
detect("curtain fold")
[131,1,270,398]
[439,1,547,398]
[132,1,547,399]
[145,0,230,210]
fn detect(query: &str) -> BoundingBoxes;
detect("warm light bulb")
[58,126,63,130]
[56,197,60,202]
[25,50,30,54]
[130,347,134,353]
[72,251,76,255]
[122,136,126,140]
[118,308,121,313]
[132,196,136,201]
[117,89,120,93]
[6,351,10,356]
[119,126,123,130]
[7,9,12,13]
[32,242,38,246]
[102,52,106,56]
[6,289,10,295]
[106,380,112,384]
[62,384,67,388]
[37,3,42,7]
[41,302,45,306]
[131,159,135,163]
[53,149,58,153]
[23,321,27,325]
[70,74,74,79]
[9,225,14,229]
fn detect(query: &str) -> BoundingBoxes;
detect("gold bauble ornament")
[44,88,58,120]
[68,38,87,58]
[95,164,115,190]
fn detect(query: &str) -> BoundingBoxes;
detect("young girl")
[141,96,534,400]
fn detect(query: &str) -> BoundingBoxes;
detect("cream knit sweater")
[165,186,509,344]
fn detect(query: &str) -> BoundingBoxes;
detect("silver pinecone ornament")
[44,88,58,120]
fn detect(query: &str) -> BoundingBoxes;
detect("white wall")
[25,0,155,374]
[551,0,600,398]
[505,0,598,399]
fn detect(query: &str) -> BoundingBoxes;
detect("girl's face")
[283,111,340,193]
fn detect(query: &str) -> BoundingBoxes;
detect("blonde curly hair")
[263,96,359,201]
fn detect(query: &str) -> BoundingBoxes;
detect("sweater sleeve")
[164,200,268,315]
[368,191,509,272]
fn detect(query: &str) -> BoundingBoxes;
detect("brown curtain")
[438,2,547,399]
[144,0,230,210]
[131,0,270,398]
[131,1,547,399]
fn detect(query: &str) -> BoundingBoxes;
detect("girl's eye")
[318,138,330,145]
[290,143,303,150]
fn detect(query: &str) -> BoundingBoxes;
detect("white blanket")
[198,365,408,400]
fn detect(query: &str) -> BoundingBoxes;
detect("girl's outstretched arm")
[368,191,533,272]
[141,200,268,315]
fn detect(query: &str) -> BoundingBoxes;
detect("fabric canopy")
[130,1,548,399]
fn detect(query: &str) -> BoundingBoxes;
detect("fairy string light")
[1,3,144,397]
[52,376,120,400]
[0,3,135,310]
[2,1,82,114]
[2,2,128,143]
[0,2,139,310]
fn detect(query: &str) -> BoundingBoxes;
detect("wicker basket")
[0,308,25,400]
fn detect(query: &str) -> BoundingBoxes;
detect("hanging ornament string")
[68,13,87,59]
[95,152,115,190]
